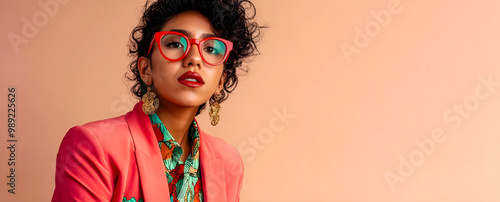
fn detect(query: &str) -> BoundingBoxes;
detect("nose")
[183,40,203,68]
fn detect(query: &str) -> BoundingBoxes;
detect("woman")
[52,0,263,201]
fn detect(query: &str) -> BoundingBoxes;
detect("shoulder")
[81,115,129,138]
[62,115,130,144]
[59,114,135,163]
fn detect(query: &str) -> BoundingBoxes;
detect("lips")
[178,71,204,88]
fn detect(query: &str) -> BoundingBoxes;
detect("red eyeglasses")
[147,31,233,66]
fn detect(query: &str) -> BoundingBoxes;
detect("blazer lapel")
[126,101,170,201]
[198,123,228,202]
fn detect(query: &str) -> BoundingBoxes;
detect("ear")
[138,56,153,85]
[216,71,227,92]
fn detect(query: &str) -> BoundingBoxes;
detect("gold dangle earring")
[142,83,159,115]
[209,92,221,126]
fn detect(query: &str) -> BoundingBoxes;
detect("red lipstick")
[178,71,204,88]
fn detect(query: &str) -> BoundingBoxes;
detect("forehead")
[160,11,215,38]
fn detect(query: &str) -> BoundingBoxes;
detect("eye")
[204,47,218,54]
[161,36,187,52]
[166,42,183,49]
[202,40,226,55]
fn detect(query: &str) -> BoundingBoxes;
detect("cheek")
[151,62,180,84]
[206,67,225,86]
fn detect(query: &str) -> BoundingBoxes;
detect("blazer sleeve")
[52,126,113,202]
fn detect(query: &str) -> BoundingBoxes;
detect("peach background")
[2,0,500,201]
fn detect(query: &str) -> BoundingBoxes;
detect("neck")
[155,101,198,145]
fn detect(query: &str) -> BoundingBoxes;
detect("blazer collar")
[125,101,227,202]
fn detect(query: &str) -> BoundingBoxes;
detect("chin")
[170,98,208,108]
[159,91,209,107]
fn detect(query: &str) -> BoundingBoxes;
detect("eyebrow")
[169,29,217,39]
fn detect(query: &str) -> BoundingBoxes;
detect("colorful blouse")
[149,113,203,202]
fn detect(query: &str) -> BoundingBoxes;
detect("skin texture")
[138,11,226,162]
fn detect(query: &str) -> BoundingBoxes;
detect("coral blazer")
[52,101,244,202]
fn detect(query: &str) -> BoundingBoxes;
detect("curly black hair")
[125,0,264,115]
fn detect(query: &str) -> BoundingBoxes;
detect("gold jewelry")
[142,85,159,115]
[209,93,221,126]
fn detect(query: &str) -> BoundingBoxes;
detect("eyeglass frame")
[147,31,233,66]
